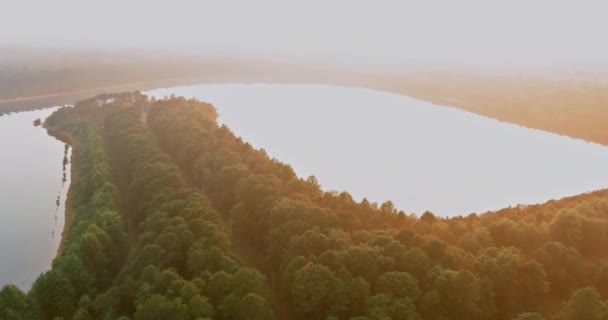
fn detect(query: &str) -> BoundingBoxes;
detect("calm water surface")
[2,85,605,286]
[149,84,608,216]
[0,108,71,290]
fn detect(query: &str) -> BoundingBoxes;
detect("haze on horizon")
[2,0,607,73]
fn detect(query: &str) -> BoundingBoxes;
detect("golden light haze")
[2,0,607,71]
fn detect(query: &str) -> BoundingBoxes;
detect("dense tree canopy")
[2,92,608,319]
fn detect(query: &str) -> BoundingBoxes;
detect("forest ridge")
[0,92,607,319]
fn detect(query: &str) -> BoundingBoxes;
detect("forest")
[369,72,608,146]
[1,92,607,319]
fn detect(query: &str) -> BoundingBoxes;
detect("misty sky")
[2,0,607,69]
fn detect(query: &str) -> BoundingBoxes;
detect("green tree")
[134,294,189,320]
[556,287,608,320]
[0,285,30,319]
[433,269,481,319]
[533,242,587,296]
[235,293,274,320]
[374,272,420,300]
[290,262,347,318]
[365,294,421,320]
[479,247,548,317]
[30,270,77,319]
[188,295,214,319]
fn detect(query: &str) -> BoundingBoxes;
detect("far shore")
[5,71,606,149]
[0,76,217,113]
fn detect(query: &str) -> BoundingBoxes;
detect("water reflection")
[0,107,71,290]
[149,84,608,216]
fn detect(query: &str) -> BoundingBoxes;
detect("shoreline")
[0,76,213,113]
[5,74,606,147]
[0,78,189,104]
[43,123,76,257]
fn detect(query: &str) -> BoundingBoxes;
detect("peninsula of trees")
[1,92,607,320]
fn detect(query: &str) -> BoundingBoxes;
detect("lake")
[148,83,608,216]
[0,108,71,290]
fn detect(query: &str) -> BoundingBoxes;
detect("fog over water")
[149,84,608,216]
[0,108,71,290]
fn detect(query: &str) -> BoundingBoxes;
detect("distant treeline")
[0,52,211,115]
[0,48,218,102]
[364,72,608,146]
[3,48,608,149]
[1,92,607,319]
[0,48,275,115]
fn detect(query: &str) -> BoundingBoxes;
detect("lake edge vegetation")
[1,92,607,320]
